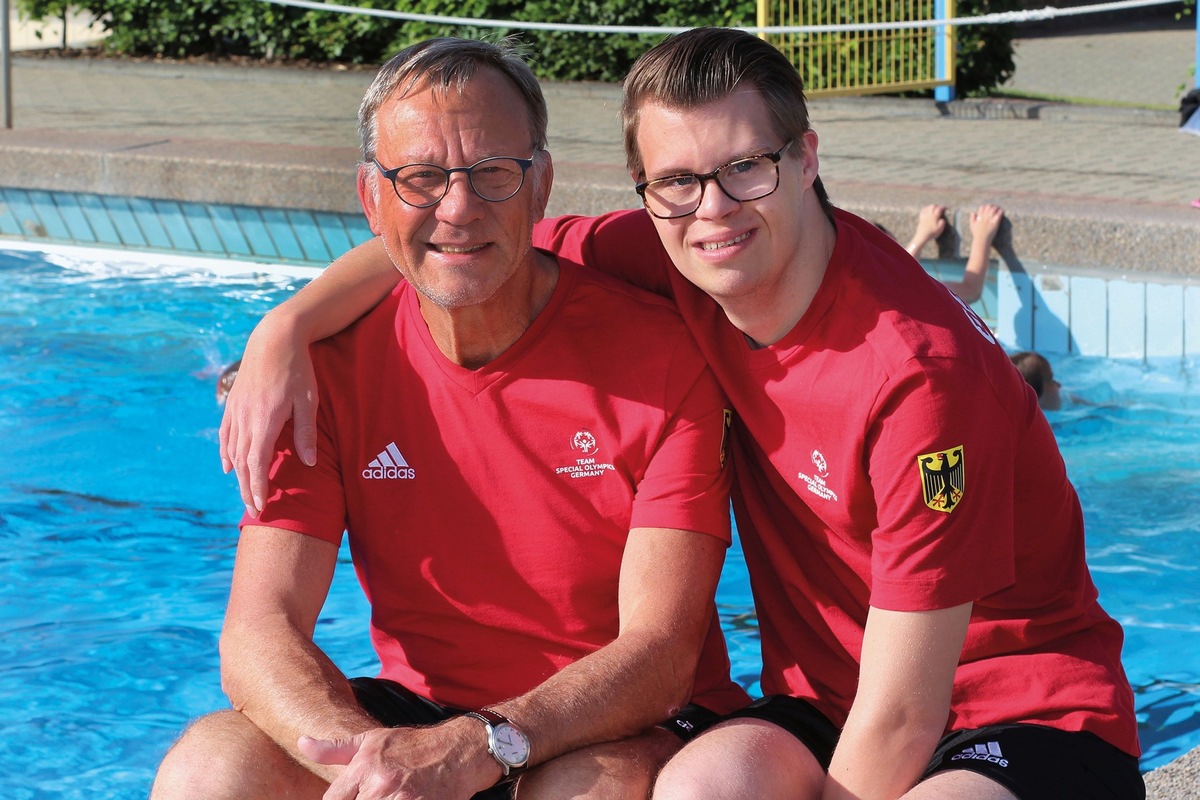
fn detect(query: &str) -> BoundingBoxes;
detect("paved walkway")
[5,27,1197,203]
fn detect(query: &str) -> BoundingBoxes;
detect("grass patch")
[988,88,1178,112]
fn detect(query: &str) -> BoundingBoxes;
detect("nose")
[434,172,485,223]
[694,175,739,220]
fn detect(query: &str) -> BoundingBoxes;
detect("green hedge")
[16,0,1016,93]
[954,0,1019,95]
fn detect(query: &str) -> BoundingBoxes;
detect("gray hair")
[358,37,548,165]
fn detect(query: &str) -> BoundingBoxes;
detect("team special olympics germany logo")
[572,429,598,455]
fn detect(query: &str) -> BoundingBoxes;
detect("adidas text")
[950,742,1008,768]
[363,443,415,480]
[362,465,415,480]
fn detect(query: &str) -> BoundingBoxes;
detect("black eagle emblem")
[917,446,965,513]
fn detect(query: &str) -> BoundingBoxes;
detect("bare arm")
[822,603,972,800]
[304,527,728,798]
[219,526,378,782]
[219,237,398,515]
[905,204,947,258]
[943,204,1003,304]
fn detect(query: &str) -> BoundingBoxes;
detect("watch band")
[466,708,507,728]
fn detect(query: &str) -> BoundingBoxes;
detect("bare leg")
[151,710,329,800]
[652,718,825,800]
[517,727,682,800]
[902,768,1018,799]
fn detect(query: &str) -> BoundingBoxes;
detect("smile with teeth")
[699,231,751,251]
[433,243,487,254]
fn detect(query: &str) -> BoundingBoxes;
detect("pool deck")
[3,11,1200,794]
[3,14,1199,277]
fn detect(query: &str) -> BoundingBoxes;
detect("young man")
[154,38,748,800]
[221,28,1143,799]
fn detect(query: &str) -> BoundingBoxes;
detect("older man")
[153,37,746,800]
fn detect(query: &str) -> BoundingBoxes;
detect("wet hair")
[357,37,548,164]
[216,359,241,404]
[1010,351,1053,398]
[620,27,832,217]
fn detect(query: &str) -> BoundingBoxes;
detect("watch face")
[492,722,530,766]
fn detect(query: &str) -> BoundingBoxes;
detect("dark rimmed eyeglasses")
[373,154,537,208]
[635,140,795,220]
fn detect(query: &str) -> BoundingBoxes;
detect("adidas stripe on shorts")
[923,723,1145,799]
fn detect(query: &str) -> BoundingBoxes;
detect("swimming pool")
[1,245,1197,798]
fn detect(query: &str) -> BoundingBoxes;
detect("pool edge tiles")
[4,189,1200,364]
[0,187,374,268]
[997,262,1200,363]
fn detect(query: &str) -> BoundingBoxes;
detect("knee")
[518,730,681,800]
[150,710,264,800]
[652,721,824,800]
[655,757,767,800]
[652,749,714,800]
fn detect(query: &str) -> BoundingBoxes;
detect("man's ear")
[798,129,821,192]
[530,151,554,223]
[357,165,384,235]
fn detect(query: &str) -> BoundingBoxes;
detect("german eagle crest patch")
[917,446,964,513]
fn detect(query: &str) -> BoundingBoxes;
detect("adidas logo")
[950,741,1008,768]
[361,442,416,480]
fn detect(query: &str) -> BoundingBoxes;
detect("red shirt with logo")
[252,257,748,715]
[534,208,1140,757]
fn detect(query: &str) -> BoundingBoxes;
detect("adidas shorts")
[923,724,1145,800]
[722,695,840,769]
[724,696,1145,799]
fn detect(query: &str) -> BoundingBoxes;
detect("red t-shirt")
[534,208,1140,757]
[252,257,748,715]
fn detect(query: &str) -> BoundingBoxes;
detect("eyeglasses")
[373,154,536,208]
[635,140,795,220]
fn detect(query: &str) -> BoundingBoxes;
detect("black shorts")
[349,677,720,798]
[923,724,1145,800]
[726,696,1145,799]
[723,695,841,768]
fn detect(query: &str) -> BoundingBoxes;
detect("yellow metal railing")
[757,0,955,97]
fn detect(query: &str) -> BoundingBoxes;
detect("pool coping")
[1144,744,1200,799]
[1,126,1198,278]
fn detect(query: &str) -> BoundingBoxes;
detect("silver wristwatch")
[464,708,531,777]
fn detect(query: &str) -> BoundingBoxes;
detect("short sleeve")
[866,357,1017,611]
[628,330,733,543]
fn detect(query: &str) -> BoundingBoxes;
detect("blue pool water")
[1,245,1197,798]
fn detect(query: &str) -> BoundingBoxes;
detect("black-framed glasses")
[635,140,795,220]
[373,154,536,208]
